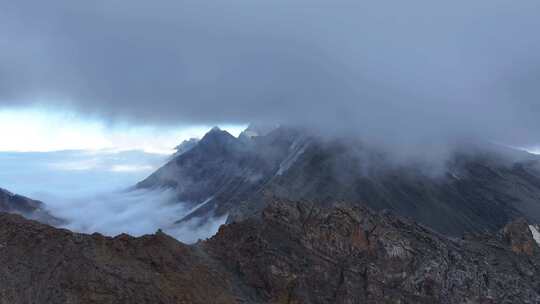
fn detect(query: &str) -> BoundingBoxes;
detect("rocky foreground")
[1,199,540,304]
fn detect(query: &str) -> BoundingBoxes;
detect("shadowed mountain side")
[238,143,540,235]
[137,126,540,236]
[136,126,309,223]
[1,200,540,303]
[0,187,62,226]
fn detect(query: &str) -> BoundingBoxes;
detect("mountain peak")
[197,127,241,154]
[239,123,278,140]
[0,188,14,197]
[209,126,221,133]
[200,127,235,142]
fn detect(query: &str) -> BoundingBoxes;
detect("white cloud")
[37,188,225,243]
[109,164,155,172]
[47,158,102,171]
[0,143,229,243]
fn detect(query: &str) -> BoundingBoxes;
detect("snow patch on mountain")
[186,197,214,216]
[529,225,540,246]
[277,138,310,176]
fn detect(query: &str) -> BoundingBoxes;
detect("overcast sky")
[1,0,540,150]
[0,107,244,152]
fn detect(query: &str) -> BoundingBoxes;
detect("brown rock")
[2,199,540,303]
[0,213,237,304]
[503,217,537,255]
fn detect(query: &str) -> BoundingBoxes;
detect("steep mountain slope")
[171,137,199,158]
[0,187,61,225]
[137,126,540,235]
[137,126,308,223]
[249,141,540,235]
[1,200,540,303]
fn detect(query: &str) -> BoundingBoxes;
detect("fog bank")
[42,189,223,243]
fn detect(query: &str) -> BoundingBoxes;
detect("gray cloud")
[1,0,540,147]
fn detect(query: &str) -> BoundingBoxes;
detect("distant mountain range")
[137,125,540,236]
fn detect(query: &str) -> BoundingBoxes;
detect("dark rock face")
[0,187,61,225]
[1,201,540,303]
[0,213,238,304]
[207,200,540,304]
[257,142,540,235]
[137,126,540,236]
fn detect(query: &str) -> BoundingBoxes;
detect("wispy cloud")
[109,164,156,173]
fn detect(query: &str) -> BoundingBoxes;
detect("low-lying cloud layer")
[1,1,540,148]
[0,150,224,243]
[42,189,224,243]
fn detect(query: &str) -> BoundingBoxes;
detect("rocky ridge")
[1,199,540,303]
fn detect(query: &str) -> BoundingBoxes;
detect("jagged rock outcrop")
[137,126,540,236]
[0,187,61,225]
[238,123,278,141]
[503,217,537,255]
[172,138,199,158]
[1,200,540,303]
[207,200,540,303]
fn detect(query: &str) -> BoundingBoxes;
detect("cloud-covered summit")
[1,0,540,148]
